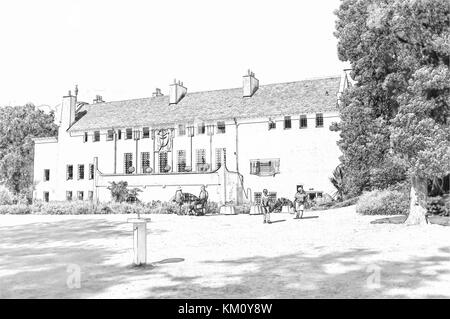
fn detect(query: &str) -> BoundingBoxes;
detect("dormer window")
[143,127,150,138]
[284,116,291,129]
[217,121,226,134]
[300,115,307,128]
[178,124,186,136]
[93,131,100,142]
[198,123,205,135]
[125,128,133,139]
[107,130,114,141]
[316,113,324,128]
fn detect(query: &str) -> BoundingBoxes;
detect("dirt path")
[1,207,449,298]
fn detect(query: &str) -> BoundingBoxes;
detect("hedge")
[356,189,409,215]
[0,200,222,215]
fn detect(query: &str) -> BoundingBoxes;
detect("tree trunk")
[405,176,428,225]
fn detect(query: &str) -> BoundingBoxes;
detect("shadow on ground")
[145,248,450,298]
[1,218,449,298]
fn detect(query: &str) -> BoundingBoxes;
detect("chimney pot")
[152,88,164,97]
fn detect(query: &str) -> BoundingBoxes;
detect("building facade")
[33,71,350,205]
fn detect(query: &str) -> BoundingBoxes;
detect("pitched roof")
[69,76,340,132]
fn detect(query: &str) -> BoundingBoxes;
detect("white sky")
[0,0,347,108]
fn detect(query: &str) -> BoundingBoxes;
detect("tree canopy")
[334,0,450,223]
[0,104,57,198]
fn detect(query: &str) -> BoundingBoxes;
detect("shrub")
[35,201,94,215]
[0,187,14,205]
[427,196,449,216]
[356,189,409,215]
[0,204,31,214]
[234,203,251,214]
[107,181,142,203]
[205,201,220,214]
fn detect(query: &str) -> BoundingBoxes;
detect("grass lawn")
[1,206,450,299]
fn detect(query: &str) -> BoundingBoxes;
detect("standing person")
[294,185,307,219]
[174,187,184,215]
[261,189,272,224]
[198,185,209,215]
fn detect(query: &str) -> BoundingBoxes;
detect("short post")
[127,218,150,266]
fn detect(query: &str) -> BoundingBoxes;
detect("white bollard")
[127,218,150,266]
[220,205,236,215]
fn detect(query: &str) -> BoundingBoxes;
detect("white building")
[33,71,350,205]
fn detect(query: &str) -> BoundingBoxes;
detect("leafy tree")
[107,181,142,203]
[0,104,57,200]
[335,0,450,224]
[329,165,346,200]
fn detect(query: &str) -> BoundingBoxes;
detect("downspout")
[113,130,117,174]
[209,133,213,171]
[190,134,193,171]
[152,131,156,173]
[135,136,139,174]
[234,118,239,172]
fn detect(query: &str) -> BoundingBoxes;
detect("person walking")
[174,187,184,215]
[294,185,307,219]
[198,185,209,215]
[261,189,272,224]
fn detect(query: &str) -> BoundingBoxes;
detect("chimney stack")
[93,95,104,104]
[243,69,259,97]
[60,88,77,130]
[152,88,164,97]
[169,79,187,104]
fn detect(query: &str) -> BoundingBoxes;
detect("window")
[284,116,291,129]
[178,124,186,136]
[66,191,72,201]
[43,192,49,202]
[107,130,114,141]
[254,192,262,205]
[118,129,122,140]
[83,132,88,143]
[207,124,215,136]
[93,131,100,142]
[196,149,207,171]
[250,159,280,176]
[66,165,73,180]
[124,153,133,174]
[187,126,195,137]
[159,152,169,173]
[198,123,205,135]
[141,152,150,173]
[217,121,226,134]
[88,191,93,201]
[77,164,85,180]
[77,191,84,201]
[89,164,94,180]
[177,150,186,172]
[43,169,50,181]
[268,192,277,202]
[125,128,133,140]
[316,113,324,127]
[268,120,276,130]
[143,127,150,139]
[215,148,226,169]
[300,115,308,128]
